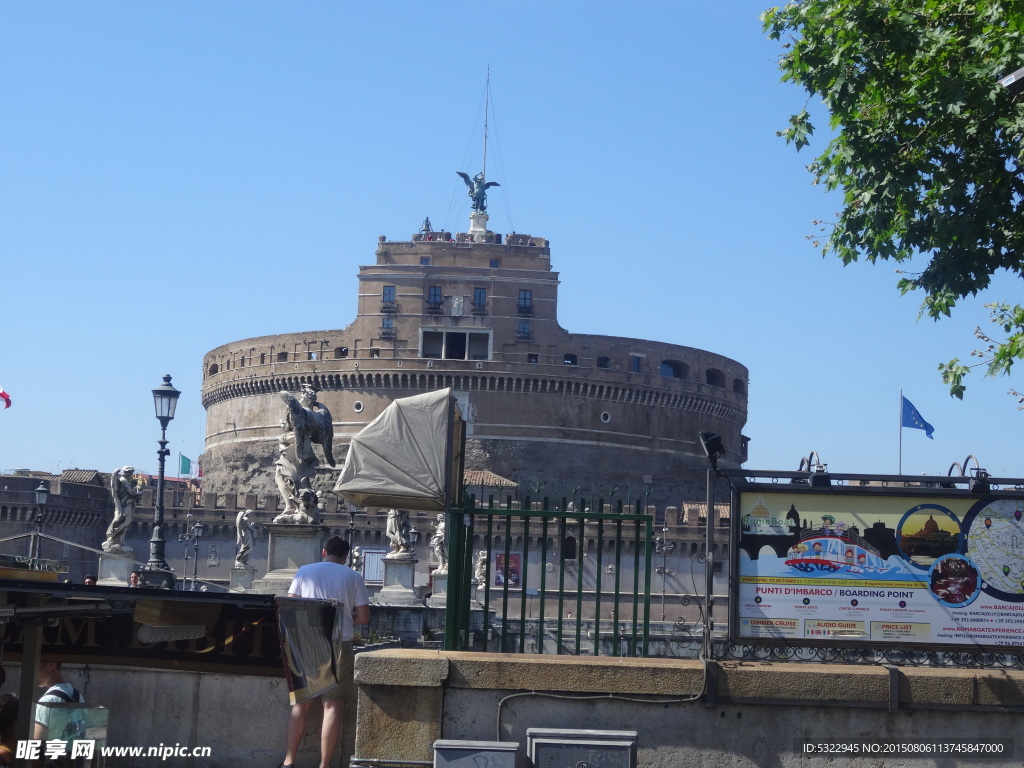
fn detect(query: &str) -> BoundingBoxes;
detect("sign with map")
[734,488,1024,648]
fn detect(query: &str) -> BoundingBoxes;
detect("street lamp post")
[346,504,357,566]
[29,482,48,565]
[178,519,206,591]
[143,374,180,589]
[654,526,676,622]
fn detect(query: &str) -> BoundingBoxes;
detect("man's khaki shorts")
[322,640,354,702]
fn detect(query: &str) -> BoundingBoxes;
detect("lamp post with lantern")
[28,481,49,565]
[142,374,180,588]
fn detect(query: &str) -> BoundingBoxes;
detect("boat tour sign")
[734,487,1024,648]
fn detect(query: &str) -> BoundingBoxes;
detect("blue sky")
[2,1,1021,485]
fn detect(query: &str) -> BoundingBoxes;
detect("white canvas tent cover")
[334,388,457,511]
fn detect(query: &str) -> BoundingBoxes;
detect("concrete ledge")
[355,649,449,687]
[445,652,705,696]
[357,650,1024,709]
[717,662,889,704]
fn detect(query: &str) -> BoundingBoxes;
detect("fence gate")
[445,495,653,656]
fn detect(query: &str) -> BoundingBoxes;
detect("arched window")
[705,368,725,388]
[562,536,577,560]
[660,360,688,379]
[207,363,219,376]
[733,378,746,395]
[597,356,611,369]
[563,353,578,366]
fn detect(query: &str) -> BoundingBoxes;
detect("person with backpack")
[34,662,84,742]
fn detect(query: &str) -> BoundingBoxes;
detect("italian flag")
[0,386,9,409]
[179,455,200,479]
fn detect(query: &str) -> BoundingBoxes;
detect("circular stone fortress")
[201,201,749,509]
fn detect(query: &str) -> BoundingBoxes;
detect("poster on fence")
[495,553,521,587]
[735,488,1024,648]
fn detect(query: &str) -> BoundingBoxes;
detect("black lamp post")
[29,481,48,564]
[178,519,206,591]
[654,527,676,622]
[143,374,180,588]
[346,503,357,566]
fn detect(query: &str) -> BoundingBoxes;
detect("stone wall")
[354,650,1024,768]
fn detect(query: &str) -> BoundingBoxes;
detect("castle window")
[528,353,539,364]
[381,317,395,338]
[334,347,349,359]
[516,321,532,341]
[420,256,431,266]
[382,285,395,303]
[260,353,266,365]
[660,360,687,379]
[596,356,610,369]
[426,285,443,313]
[705,368,726,388]
[630,355,643,373]
[208,363,219,376]
[308,352,317,361]
[420,329,492,361]
[563,353,578,366]
[489,258,500,268]
[472,287,487,314]
[277,352,289,362]
[517,290,533,315]
[733,378,746,395]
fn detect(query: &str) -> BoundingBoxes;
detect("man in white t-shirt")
[35,661,85,741]
[281,536,370,768]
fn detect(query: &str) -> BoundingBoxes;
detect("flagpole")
[898,389,903,475]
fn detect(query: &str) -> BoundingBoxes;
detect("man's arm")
[353,604,370,626]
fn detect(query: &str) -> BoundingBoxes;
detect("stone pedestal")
[427,572,448,608]
[469,211,490,240]
[252,524,327,595]
[230,567,256,593]
[378,557,422,606]
[97,554,134,587]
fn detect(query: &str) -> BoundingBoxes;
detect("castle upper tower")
[201,199,749,508]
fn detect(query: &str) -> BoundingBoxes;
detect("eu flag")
[901,396,935,439]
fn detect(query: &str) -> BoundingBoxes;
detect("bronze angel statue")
[456,171,500,212]
[273,385,335,523]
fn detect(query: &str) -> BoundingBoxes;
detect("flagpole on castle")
[899,389,904,475]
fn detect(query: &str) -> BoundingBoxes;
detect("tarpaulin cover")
[334,388,455,511]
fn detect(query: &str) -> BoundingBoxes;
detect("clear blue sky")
[2,2,1021,485]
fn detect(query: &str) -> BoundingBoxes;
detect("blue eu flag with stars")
[901,396,934,439]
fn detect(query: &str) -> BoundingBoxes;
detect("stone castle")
[200,199,749,510]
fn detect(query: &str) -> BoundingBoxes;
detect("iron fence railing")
[445,495,654,656]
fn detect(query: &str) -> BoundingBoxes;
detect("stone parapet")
[353,650,1024,767]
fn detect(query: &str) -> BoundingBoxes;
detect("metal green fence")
[445,495,653,656]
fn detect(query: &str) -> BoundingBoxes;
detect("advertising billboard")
[734,487,1024,647]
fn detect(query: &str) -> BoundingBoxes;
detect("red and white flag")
[0,386,10,409]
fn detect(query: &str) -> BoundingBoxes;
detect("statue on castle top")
[103,466,142,554]
[234,509,260,568]
[273,385,335,524]
[429,513,448,574]
[456,171,500,212]
[385,508,412,558]
[350,545,363,571]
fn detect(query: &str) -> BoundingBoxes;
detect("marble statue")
[234,509,260,569]
[385,508,412,558]
[350,546,363,571]
[456,171,500,212]
[473,550,488,584]
[103,466,142,553]
[429,513,448,574]
[273,385,334,524]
